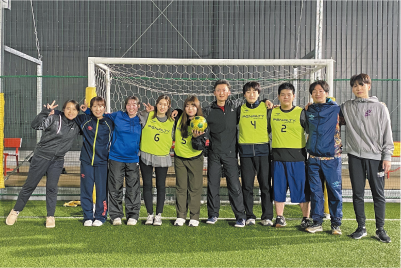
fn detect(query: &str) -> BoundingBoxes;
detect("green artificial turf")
[0,201,400,267]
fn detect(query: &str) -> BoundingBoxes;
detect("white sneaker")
[84,220,93,227]
[153,213,162,226]
[260,219,273,226]
[6,209,19,225]
[127,218,138,226]
[174,218,186,226]
[189,219,199,227]
[145,214,154,225]
[92,220,103,227]
[46,216,56,228]
[112,218,122,226]
[246,218,256,225]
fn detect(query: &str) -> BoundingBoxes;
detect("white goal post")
[88,58,334,113]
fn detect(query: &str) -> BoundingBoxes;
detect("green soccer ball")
[190,116,208,132]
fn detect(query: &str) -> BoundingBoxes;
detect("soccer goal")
[88,58,334,112]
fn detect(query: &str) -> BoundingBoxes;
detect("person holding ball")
[173,96,208,227]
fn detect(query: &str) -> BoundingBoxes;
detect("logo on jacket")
[81,174,85,178]
[88,126,93,131]
[365,109,372,117]
[308,114,315,120]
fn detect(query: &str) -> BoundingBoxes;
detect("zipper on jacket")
[315,108,320,154]
[91,119,100,166]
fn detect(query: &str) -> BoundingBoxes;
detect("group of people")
[5,73,394,243]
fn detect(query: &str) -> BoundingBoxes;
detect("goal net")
[88,58,334,113]
[86,58,341,202]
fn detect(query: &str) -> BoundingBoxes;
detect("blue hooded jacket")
[104,111,142,163]
[305,98,342,157]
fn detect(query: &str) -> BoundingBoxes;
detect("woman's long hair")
[152,95,173,120]
[180,96,203,138]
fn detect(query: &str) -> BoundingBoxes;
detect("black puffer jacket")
[32,107,80,161]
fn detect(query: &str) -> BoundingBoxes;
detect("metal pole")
[315,0,323,81]
[88,58,96,87]
[37,64,42,143]
[0,4,4,94]
[106,68,111,113]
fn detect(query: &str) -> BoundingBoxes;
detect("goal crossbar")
[88,57,334,90]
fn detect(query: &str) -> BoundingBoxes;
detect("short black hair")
[213,79,231,91]
[309,80,330,95]
[62,100,79,112]
[278,82,295,95]
[243,81,261,95]
[350,73,371,87]
[90,96,106,108]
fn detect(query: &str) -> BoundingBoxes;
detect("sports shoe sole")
[206,220,217,224]
[306,227,323,233]
[145,217,154,225]
[189,221,199,227]
[127,220,137,226]
[112,219,122,226]
[375,234,391,243]
[275,223,286,228]
[84,220,93,227]
[350,232,367,240]
[260,221,273,226]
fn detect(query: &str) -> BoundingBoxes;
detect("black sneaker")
[300,217,312,228]
[350,226,367,239]
[305,223,323,233]
[275,216,286,228]
[375,228,391,243]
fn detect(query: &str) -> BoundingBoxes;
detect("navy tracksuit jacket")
[75,113,114,223]
[305,98,343,226]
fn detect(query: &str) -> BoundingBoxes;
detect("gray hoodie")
[340,96,394,161]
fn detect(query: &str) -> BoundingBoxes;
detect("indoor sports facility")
[0,1,398,202]
[0,1,400,267]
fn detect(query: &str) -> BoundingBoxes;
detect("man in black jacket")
[203,79,247,227]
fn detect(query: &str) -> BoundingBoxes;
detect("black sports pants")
[348,154,386,229]
[207,151,246,220]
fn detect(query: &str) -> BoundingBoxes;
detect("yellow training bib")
[270,106,306,149]
[174,116,203,158]
[140,111,174,156]
[239,103,268,144]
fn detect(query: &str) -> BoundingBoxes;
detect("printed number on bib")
[281,125,287,132]
[154,134,160,141]
[251,120,256,129]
